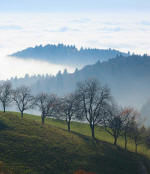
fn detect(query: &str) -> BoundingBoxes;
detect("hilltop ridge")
[10,44,129,66]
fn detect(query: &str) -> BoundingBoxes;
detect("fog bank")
[0,55,75,80]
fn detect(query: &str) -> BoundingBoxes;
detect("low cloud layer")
[0,56,74,80]
[0,12,150,79]
[0,24,22,30]
[0,13,149,55]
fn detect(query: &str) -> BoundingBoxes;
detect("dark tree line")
[0,80,147,153]
[11,44,127,65]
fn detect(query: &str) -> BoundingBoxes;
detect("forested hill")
[9,54,150,112]
[10,44,128,66]
[141,100,150,125]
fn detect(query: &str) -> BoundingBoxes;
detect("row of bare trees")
[0,80,147,152]
[0,82,35,118]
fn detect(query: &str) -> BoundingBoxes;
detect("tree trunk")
[124,133,127,150]
[3,107,5,113]
[135,144,138,153]
[67,121,71,132]
[3,104,5,113]
[21,111,23,119]
[42,115,45,124]
[114,136,118,146]
[90,125,95,139]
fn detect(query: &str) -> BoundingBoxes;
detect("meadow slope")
[0,112,149,174]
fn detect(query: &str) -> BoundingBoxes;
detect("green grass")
[0,111,149,174]
[25,113,150,156]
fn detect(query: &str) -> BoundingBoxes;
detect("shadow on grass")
[0,120,9,131]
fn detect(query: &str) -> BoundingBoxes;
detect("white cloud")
[70,18,91,24]
[140,20,150,26]
[49,27,80,32]
[0,12,150,79]
[98,27,122,33]
[0,25,22,30]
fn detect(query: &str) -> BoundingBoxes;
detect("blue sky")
[1,0,150,13]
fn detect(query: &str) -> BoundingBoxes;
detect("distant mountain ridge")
[10,44,129,66]
[9,54,150,113]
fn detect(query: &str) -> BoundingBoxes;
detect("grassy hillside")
[0,112,149,174]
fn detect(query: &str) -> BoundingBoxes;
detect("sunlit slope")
[0,112,149,174]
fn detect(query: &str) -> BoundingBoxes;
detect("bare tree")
[61,94,76,132]
[121,107,136,150]
[0,82,12,112]
[103,104,123,145]
[35,93,58,124]
[145,127,150,147]
[75,79,111,139]
[129,121,145,153]
[12,86,34,118]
